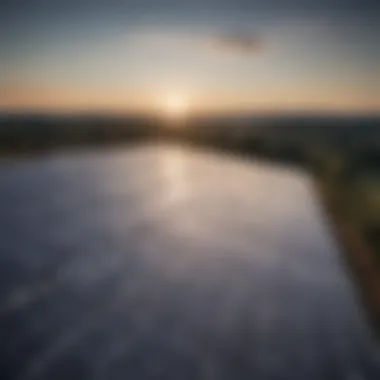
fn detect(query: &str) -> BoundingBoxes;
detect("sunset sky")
[0,1,379,115]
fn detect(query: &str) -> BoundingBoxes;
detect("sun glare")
[163,95,189,119]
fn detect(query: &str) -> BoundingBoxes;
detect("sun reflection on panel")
[160,148,189,203]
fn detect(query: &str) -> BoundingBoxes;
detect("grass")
[311,148,380,334]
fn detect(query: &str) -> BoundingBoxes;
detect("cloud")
[139,31,263,57]
[205,33,263,55]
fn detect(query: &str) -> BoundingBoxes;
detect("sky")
[0,0,379,115]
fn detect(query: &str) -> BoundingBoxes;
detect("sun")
[163,95,189,119]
